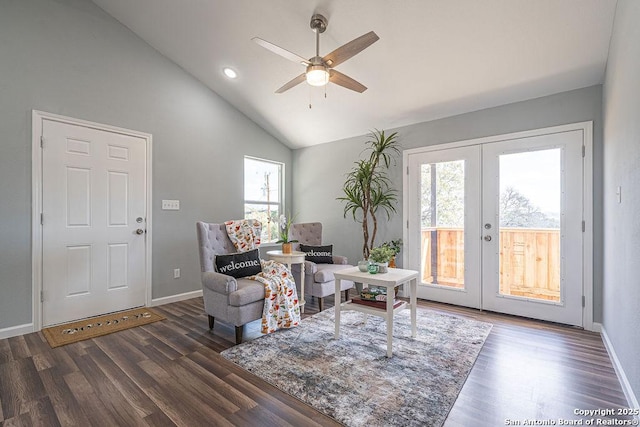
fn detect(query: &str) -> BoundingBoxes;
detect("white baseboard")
[592,321,603,333]
[0,323,34,340]
[151,289,203,307]
[0,292,202,340]
[601,325,640,410]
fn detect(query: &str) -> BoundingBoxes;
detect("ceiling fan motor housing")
[310,14,328,33]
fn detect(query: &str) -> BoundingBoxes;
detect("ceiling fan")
[252,13,379,94]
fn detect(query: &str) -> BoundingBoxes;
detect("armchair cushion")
[314,264,355,283]
[300,244,333,264]
[229,278,267,307]
[215,248,262,278]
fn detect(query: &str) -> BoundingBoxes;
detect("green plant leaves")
[337,129,401,258]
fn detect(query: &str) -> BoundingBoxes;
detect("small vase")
[282,243,292,254]
[358,260,371,272]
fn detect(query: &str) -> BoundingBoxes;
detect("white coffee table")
[266,250,306,313]
[333,267,419,357]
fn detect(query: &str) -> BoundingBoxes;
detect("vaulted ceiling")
[91,0,616,148]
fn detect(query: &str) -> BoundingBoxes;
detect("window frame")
[243,156,285,244]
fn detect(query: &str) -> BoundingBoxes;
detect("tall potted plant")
[338,129,400,259]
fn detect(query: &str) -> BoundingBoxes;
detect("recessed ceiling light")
[223,67,238,79]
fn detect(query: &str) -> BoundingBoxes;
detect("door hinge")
[406,166,409,175]
[582,295,585,307]
[40,136,44,148]
[41,290,44,303]
[582,220,585,232]
[40,213,44,225]
[582,145,585,157]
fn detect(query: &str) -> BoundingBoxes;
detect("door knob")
[484,235,492,241]
[135,229,145,235]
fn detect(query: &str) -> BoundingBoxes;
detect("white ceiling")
[91,0,616,149]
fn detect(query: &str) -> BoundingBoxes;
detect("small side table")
[334,267,419,357]
[266,250,306,313]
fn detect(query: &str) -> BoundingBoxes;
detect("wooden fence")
[421,227,560,301]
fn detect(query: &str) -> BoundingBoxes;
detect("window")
[244,156,284,242]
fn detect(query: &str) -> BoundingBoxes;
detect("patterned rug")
[42,307,165,348]
[221,306,492,427]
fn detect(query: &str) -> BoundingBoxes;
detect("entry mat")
[42,307,165,348]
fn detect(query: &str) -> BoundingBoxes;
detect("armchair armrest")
[201,271,238,294]
[332,255,348,265]
[304,260,318,274]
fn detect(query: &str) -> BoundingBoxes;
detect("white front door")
[406,127,586,326]
[41,119,148,326]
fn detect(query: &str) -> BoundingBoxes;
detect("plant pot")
[376,262,389,274]
[389,256,396,268]
[282,243,292,254]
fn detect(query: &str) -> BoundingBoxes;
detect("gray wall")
[293,85,603,321]
[0,0,291,330]
[602,0,640,404]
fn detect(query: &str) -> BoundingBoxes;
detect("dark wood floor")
[0,295,631,426]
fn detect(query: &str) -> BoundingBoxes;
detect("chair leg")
[344,289,349,302]
[208,315,214,330]
[318,297,324,312]
[235,325,243,344]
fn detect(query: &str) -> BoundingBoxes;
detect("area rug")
[221,306,492,427]
[42,307,165,348]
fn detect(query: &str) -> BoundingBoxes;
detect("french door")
[406,127,586,326]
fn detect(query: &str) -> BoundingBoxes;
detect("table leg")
[386,291,393,357]
[410,278,417,338]
[334,278,341,339]
[300,261,305,314]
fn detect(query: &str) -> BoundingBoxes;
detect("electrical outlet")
[173,268,180,279]
[162,200,180,210]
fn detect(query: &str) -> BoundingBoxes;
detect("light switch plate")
[162,200,180,210]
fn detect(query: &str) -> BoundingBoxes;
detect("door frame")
[31,110,153,331]
[402,121,594,331]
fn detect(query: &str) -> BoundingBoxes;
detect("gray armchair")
[289,222,354,311]
[196,221,264,344]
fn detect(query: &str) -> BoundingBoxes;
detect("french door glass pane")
[420,160,465,288]
[498,149,561,302]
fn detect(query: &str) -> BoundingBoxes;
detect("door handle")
[135,229,145,235]
[484,235,492,241]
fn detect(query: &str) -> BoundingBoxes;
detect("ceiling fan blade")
[252,37,310,66]
[322,31,379,68]
[329,70,367,93]
[275,73,307,93]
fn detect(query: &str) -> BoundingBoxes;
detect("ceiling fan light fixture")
[306,65,329,87]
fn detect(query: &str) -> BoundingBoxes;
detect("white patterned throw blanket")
[225,220,300,334]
